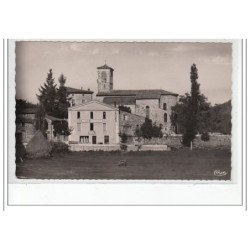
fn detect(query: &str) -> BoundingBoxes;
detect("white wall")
[68,103,119,144]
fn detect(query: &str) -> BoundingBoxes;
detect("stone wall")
[137,134,231,149]
[16,122,36,144]
[193,134,231,149]
[69,144,120,151]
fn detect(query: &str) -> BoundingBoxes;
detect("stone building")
[66,87,93,107]
[45,115,68,142]
[119,111,145,143]
[16,108,38,145]
[95,64,179,135]
[68,100,120,145]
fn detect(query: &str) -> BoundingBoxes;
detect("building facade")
[68,100,120,145]
[16,108,38,145]
[95,64,179,135]
[66,87,93,107]
[45,115,68,142]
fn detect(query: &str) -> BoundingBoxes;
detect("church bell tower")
[97,63,114,93]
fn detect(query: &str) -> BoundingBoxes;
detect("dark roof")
[19,108,38,114]
[103,96,136,105]
[45,115,66,122]
[97,64,114,71]
[66,87,93,94]
[16,117,36,124]
[97,89,178,99]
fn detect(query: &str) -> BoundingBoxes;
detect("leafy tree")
[37,69,57,116]
[119,132,128,143]
[52,120,71,137]
[56,74,69,119]
[209,100,231,134]
[119,105,131,113]
[171,64,210,146]
[139,118,163,139]
[16,99,37,114]
[171,93,191,134]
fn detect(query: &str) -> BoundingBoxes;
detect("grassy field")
[16,149,231,180]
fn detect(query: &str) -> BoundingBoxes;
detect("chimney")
[81,87,83,90]
[88,88,90,91]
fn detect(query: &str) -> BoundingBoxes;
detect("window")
[146,106,150,119]
[164,113,168,123]
[72,99,75,106]
[101,71,107,82]
[77,123,81,131]
[103,123,106,132]
[90,123,94,131]
[80,136,89,144]
[90,111,93,119]
[22,122,25,127]
[163,103,167,110]
[77,111,80,119]
[114,101,117,107]
[104,135,109,144]
[103,112,106,119]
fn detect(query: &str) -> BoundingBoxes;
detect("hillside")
[210,100,231,134]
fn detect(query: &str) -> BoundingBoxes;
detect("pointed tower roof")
[97,64,114,71]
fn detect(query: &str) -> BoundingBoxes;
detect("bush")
[140,118,163,139]
[50,141,69,153]
[119,105,131,113]
[119,132,128,143]
[120,143,128,151]
[201,132,210,141]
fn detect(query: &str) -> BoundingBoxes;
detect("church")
[68,64,179,147]
[95,64,179,135]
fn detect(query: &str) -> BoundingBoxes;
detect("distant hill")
[209,100,231,134]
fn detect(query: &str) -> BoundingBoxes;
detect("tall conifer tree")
[37,69,57,116]
[57,74,69,118]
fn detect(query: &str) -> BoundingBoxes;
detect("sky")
[15,41,232,105]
